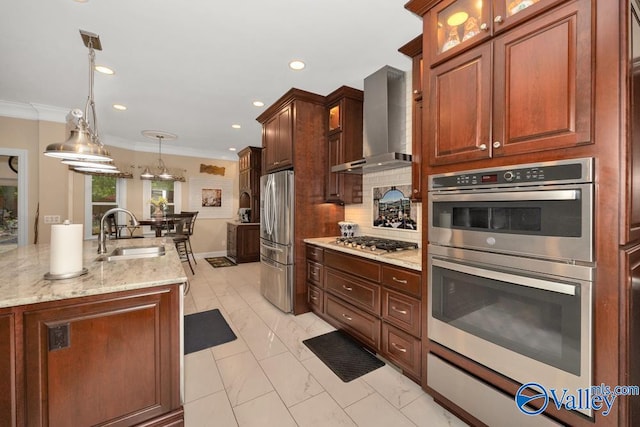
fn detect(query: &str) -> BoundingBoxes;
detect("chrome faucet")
[98,207,139,254]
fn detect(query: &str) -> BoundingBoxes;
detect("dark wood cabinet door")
[492,0,592,158]
[0,311,15,427]
[23,287,180,427]
[227,223,238,261]
[273,105,293,170]
[412,99,423,201]
[326,133,344,202]
[238,224,260,263]
[263,114,279,172]
[429,43,492,166]
[239,169,250,193]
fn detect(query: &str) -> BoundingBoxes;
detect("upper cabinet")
[238,146,262,223]
[399,35,424,201]
[428,0,592,166]
[325,86,363,204]
[428,0,568,66]
[257,89,327,174]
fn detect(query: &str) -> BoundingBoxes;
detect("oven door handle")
[430,189,580,202]
[432,258,577,296]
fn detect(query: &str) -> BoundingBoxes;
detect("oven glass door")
[429,251,592,393]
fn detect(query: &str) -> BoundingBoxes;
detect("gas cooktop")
[334,236,419,253]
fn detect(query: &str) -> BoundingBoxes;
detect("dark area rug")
[205,257,237,268]
[184,309,237,354]
[303,330,384,382]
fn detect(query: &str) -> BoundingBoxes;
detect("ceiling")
[0,0,422,161]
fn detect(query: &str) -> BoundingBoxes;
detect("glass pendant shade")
[44,120,112,161]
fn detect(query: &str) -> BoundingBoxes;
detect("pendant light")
[140,130,177,180]
[44,30,112,162]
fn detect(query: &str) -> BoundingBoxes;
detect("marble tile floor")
[182,260,467,427]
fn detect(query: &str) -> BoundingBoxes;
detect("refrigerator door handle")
[262,256,284,271]
[261,242,284,252]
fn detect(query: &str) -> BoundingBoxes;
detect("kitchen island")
[0,238,187,426]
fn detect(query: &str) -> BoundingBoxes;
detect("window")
[142,179,182,219]
[86,175,122,236]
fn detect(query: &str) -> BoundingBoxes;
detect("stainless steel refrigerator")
[260,170,294,313]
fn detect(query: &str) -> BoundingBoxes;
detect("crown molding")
[0,100,68,123]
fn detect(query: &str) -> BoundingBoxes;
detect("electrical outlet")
[44,215,62,224]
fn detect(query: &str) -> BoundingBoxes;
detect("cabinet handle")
[493,141,502,148]
[413,89,419,94]
[479,144,487,151]
[311,270,318,276]
[494,15,504,23]
[391,305,408,315]
[342,285,353,291]
[392,277,408,284]
[342,313,353,321]
[391,342,407,353]
[310,295,318,301]
[413,189,419,194]
[480,23,489,31]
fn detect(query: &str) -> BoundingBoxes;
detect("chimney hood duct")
[331,65,411,174]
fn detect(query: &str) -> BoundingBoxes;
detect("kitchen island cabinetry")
[0,238,186,427]
[227,222,260,263]
[305,243,422,383]
[428,0,592,166]
[325,86,363,204]
[23,285,182,427]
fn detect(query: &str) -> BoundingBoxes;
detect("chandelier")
[44,30,115,170]
[140,130,182,181]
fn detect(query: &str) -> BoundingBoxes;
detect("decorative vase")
[153,206,164,218]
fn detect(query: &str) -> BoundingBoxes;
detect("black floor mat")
[184,309,237,354]
[303,330,384,382]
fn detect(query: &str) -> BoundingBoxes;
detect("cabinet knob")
[493,141,502,148]
[413,189,419,193]
[480,23,489,31]
[413,89,419,94]
[494,15,504,23]
[479,143,487,151]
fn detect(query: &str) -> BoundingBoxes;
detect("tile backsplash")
[344,166,422,246]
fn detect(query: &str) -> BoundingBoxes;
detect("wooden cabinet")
[325,86,363,204]
[428,0,592,166]
[0,310,15,427]
[262,105,293,173]
[306,244,422,382]
[428,0,568,66]
[2,284,183,427]
[399,35,424,202]
[238,146,262,224]
[227,222,260,263]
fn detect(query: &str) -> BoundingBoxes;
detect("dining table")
[138,216,176,237]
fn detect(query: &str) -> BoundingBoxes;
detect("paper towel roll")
[50,222,84,275]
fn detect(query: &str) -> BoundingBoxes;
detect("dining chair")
[166,211,198,265]
[171,218,194,275]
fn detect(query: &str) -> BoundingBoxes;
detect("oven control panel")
[429,158,593,190]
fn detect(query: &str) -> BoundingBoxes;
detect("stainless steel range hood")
[332,65,411,174]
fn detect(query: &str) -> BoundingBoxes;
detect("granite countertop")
[304,237,422,271]
[0,237,188,309]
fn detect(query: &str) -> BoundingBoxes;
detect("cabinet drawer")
[382,289,421,338]
[381,265,421,298]
[325,268,380,314]
[325,250,381,282]
[307,284,324,313]
[381,323,421,379]
[326,295,380,349]
[306,244,324,263]
[307,260,323,287]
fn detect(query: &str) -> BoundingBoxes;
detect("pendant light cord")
[84,40,100,143]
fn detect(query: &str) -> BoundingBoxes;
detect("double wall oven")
[427,158,594,415]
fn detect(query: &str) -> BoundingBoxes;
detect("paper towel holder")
[44,268,88,280]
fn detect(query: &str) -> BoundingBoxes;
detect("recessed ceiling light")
[253,101,265,107]
[289,60,305,70]
[73,0,89,3]
[95,65,114,75]
[112,104,127,111]
[231,124,241,129]
[229,147,237,151]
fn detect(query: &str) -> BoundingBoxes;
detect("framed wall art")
[188,177,233,219]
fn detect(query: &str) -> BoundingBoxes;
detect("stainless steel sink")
[97,245,166,261]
